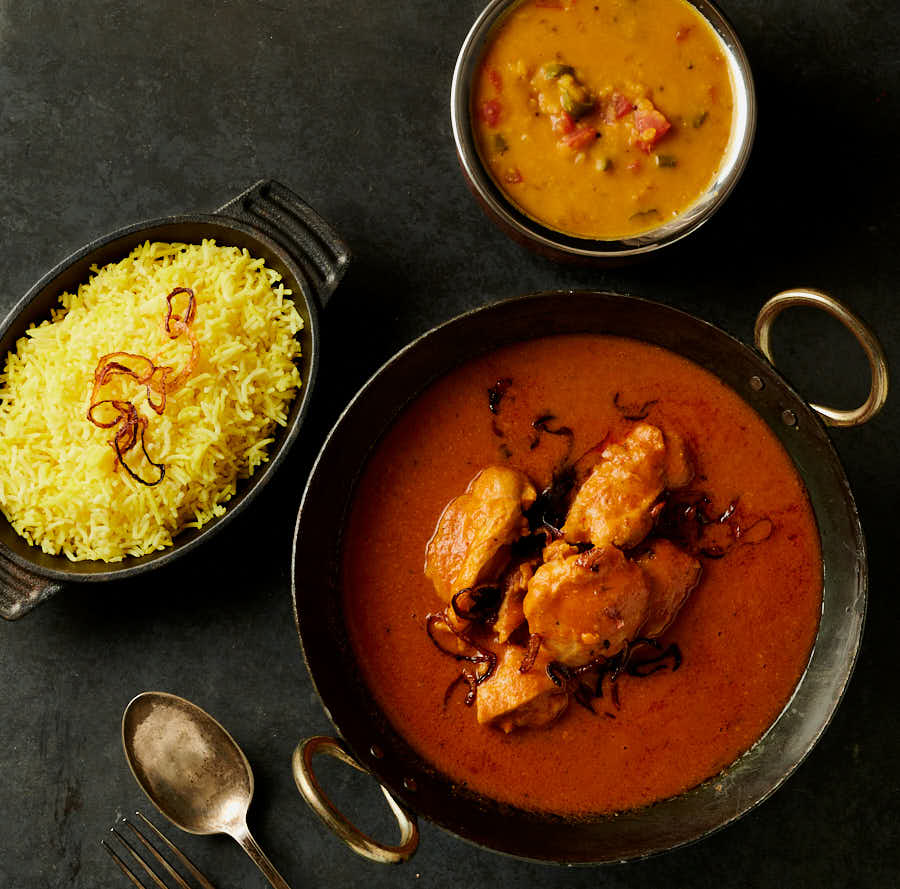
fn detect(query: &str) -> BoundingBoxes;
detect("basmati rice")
[0,239,304,561]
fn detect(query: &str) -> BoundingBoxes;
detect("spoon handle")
[232,824,293,889]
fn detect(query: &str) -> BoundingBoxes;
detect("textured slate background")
[0,0,897,886]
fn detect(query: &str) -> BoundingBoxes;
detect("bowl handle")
[0,553,62,620]
[217,180,350,309]
[292,735,419,864]
[754,288,889,427]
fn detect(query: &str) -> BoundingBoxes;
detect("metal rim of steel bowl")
[450,0,757,262]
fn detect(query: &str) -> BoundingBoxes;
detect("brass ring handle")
[292,736,419,864]
[754,288,889,427]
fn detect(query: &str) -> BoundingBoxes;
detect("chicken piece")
[663,429,694,489]
[524,546,650,666]
[562,424,668,549]
[542,538,579,562]
[493,560,535,643]
[425,466,537,605]
[636,539,702,638]
[476,644,568,733]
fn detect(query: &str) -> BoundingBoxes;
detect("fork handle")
[231,824,293,889]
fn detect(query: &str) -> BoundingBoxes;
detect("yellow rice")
[0,240,304,561]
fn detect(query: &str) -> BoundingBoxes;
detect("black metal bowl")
[0,180,349,620]
[290,289,886,864]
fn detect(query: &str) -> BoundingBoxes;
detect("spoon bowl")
[122,692,292,889]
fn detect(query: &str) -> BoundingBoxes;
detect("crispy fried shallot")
[426,611,498,706]
[529,413,574,452]
[451,584,502,625]
[544,637,683,715]
[655,490,773,559]
[86,286,199,486]
[518,633,543,674]
[613,391,659,421]
[488,377,513,415]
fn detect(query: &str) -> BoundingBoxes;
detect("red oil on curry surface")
[341,335,822,814]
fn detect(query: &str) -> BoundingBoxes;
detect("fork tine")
[101,838,151,889]
[109,826,170,889]
[104,811,219,889]
[121,818,193,889]
[135,812,218,889]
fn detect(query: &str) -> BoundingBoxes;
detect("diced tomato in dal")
[550,111,575,134]
[561,125,598,150]
[481,99,502,127]
[633,101,671,152]
[612,93,633,120]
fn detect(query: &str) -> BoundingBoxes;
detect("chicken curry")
[342,335,822,814]
[472,0,735,239]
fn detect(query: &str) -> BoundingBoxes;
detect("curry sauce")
[342,335,822,814]
[472,0,734,239]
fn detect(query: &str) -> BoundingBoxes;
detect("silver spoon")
[122,691,293,889]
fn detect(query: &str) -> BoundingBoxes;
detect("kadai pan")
[289,288,886,864]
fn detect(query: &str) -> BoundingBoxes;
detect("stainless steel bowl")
[450,0,757,262]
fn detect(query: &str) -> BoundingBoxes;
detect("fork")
[102,811,218,889]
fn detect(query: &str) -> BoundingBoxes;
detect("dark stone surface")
[0,0,897,886]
